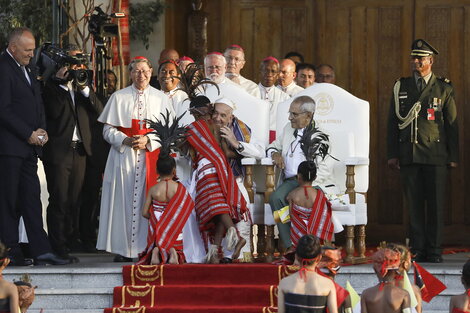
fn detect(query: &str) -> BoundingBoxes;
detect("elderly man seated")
[212,97,264,261]
[266,96,338,252]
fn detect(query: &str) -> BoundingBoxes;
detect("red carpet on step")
[103,264,296,313]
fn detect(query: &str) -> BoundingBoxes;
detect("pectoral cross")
[138,119,145,130]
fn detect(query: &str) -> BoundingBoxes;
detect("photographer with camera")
[41,44,103,261]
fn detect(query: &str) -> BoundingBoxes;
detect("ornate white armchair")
[274,83,370,263]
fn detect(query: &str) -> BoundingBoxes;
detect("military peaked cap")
[411,39,439,56]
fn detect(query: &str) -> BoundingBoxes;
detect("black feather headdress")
[176,62,220,100]
[299,121,331,164]
[146,109,189,158]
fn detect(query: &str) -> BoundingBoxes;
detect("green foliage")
[129,0,165,50]
[0,0,52,48]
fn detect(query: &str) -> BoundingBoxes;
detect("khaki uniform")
[387,73,459,258]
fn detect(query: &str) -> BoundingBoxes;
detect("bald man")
[316,64,336,84]
[258,57,290,142]
[158,48,179,64]
[0,27,72,266]
[277,59,304,97]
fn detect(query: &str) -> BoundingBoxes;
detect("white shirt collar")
[165,87,178,96]
[6,49,21,67]
[415,72,432,84]
[259,83,274,92]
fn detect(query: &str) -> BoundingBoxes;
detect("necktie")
[21,66,31,85]
[417,77,425,92]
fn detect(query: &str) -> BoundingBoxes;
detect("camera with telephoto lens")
[32,43,92,87]
[88,6,125,41]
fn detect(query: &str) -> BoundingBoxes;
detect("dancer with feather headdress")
[137,110,194,265]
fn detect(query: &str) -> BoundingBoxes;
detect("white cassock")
[258,83,290,141]
[164,88,193,126]
[96,85,175,258]
[236,75,261,98]
[276,82,304,97]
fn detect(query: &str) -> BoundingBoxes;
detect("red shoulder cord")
[299,258,317,281]
[303,186,314,199]
[161,178,171,201]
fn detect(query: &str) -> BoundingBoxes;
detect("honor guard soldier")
[387,39,459,263]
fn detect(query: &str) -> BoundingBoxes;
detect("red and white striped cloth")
[290,189,334,245]
[137,183,194,265]
[187,120,248,228]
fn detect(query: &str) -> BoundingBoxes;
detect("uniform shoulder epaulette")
[393,77,404,86]
[437,76,451,85]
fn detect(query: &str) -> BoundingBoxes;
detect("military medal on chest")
[427,97,441,121]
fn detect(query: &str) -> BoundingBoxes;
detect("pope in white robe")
[96,58,175,259]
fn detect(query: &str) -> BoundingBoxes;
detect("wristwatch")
[236,142,245,153]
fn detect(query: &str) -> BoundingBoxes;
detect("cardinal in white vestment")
[97,57,175,261]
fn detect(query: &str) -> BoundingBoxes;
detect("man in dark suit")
[387,39,459,263]
[0,27,71,266]
[42,45,103,258]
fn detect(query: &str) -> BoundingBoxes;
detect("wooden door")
[414,0,470,243]
[165,0,470,246]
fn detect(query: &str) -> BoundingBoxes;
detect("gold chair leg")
[356,224,367,262]
[266,225,275,262]
[344,225,355,264]
[257,224,266,260]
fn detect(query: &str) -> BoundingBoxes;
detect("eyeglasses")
[132,69,151,75]
[288,111,307,117]
[225,56,245,64]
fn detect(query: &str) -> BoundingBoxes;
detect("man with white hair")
[267,96,336,252]
[277,59,304,96]
[223,44,260,97]
[204,52,229,84]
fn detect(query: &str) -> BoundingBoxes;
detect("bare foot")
[168,248,179,264]
[150,247,161,265]
[231,237,247,260]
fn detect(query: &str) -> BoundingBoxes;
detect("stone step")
[30,287,113,311]
[4,253,468,313]
[4,266,123,289]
